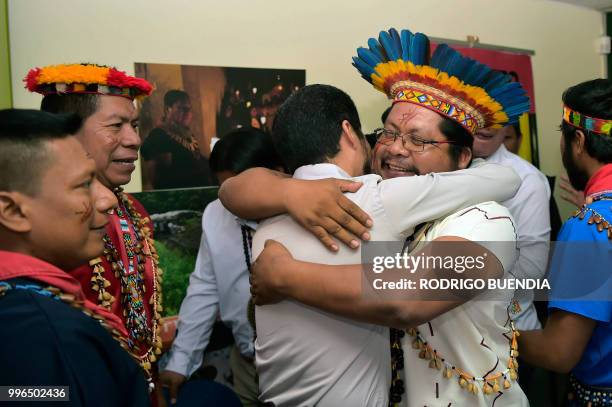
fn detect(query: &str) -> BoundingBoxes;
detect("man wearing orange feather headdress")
[24,64,163,394]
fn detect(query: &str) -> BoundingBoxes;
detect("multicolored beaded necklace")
[89,189,163,379]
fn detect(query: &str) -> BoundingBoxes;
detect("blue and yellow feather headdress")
[352,28,530,134]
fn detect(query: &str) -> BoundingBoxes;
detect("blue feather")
[463,61,491,86]
[400,30,414,61]
[352,57,375,81]
[379,30,400,61]
[481,71,509,91]
[390,28,402,57]
[410,33,429,65]
[368,38,386,62]
[431,45,460,75]
[357,47,382,68]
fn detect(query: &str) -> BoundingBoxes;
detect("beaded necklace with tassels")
[404,313,520,397]
[87,188,163,381]
[571,191,612,240]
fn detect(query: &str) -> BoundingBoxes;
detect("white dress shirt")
[487,144,551,330]
[164,199,254,377]
[253,161,521,407]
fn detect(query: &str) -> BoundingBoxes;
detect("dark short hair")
[510,122,522,138]
[209,127,283,174]
[41,93,99,120]
[438,117,473,163]
[0,109,82,195]
[272,84,363,173]
[164,90,190,108]
[561,79,612,163]
[381,105,392,124]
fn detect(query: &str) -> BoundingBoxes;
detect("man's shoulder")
[144,127,169,144]
[498,150,549,186]
[203,198,229,222]
[352,173,383,183]
[0,285,104,341]
[560,201,612,242]
[449,201,513,221]
[433,202,516,239]
[202,199,245,240]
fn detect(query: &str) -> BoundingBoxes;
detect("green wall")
[0,0,11,108]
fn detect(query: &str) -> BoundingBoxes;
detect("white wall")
[8,0,605,217]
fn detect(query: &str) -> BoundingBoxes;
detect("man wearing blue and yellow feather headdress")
[220,28,532,406]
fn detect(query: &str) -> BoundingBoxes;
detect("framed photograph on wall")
[134,63,305,191]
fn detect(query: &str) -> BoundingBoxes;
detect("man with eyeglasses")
[221,28,532,406]
[221,29,529,406]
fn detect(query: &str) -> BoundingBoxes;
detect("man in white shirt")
[220,83,521,406]
[234,28,533,406]
[473,125,551,330]
[160,128,283,406]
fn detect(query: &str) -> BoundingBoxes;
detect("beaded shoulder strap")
[572,193,612,241]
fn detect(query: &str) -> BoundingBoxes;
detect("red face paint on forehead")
[399,111,418,124]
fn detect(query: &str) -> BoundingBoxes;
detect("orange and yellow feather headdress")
[353,28,530,134]
[24,64,153,101]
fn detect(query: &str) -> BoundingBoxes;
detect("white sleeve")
[164,214,219,378]
[378,160,521,238]
[509,173,551,279]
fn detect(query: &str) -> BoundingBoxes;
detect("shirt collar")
[293,163,352,180]
[585,163,612,197]
[0,250,64,278]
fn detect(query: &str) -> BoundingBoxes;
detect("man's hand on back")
[284,178,372,251]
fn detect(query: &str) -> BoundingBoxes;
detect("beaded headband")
[24,64,153,101]
[352,28,530,135]
[563,105,612,136]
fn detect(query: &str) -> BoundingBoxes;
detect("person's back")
[253,170,392,406]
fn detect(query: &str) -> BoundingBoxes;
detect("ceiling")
[550,0,612,11]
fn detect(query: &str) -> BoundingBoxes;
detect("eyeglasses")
[370,128,456,153]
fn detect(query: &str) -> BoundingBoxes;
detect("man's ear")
[574,130,586,155]
[341,120,360,151]
[457,147,473,170]
[0,192,32,233]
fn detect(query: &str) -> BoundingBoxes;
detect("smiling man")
[24,64,163,386]
[0,109,150,406]
[223,28,532,406]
